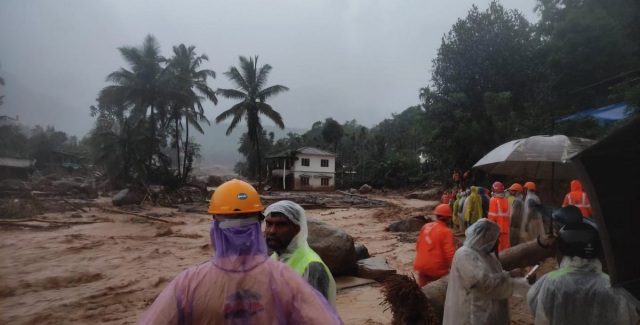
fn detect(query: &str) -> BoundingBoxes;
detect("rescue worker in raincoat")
[562,179,592,218]
[527,207,638,324]
[453,170,461,189]
[264,200,337,307]
[521,181,546,242]
[463,186,483,226]
[507,183,525,247]
[139,180,342,325]
[413,204,457,287]
[443,219,530,325]
[488,182,511,252]
[452,190,468,233]
[479,187,490,219]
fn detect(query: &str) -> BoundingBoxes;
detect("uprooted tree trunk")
[382,236,557,325]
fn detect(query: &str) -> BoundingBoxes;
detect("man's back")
[140,258,341,324]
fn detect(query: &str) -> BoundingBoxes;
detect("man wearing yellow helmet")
[140,179,342,324]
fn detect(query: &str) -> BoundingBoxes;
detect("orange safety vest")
[488,196,510,252]
[564,191,592,218]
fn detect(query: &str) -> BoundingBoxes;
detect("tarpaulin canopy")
[556,102,633,125]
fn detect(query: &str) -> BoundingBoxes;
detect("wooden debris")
[62,199,88,213]
[380,274,440,325]
[98,207,179,224]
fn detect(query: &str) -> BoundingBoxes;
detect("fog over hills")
[191,123,307,169]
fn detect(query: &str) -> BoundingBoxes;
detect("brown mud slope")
[1,194,540,324]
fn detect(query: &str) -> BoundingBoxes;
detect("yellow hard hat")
[208,179,264,215]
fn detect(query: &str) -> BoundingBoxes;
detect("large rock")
[206,175,224,187]
[52,179,97,198]
[388,216,429,232]
[357,256,397,281]
[359,184,373,194]
[355,244,370,261]
[112,189,145,207]
[307,218,358,276]
[405,189,440,201]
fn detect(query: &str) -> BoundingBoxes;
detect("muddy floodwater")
[1,195,541,324]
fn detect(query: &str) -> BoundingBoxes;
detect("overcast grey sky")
[0,0,538,138]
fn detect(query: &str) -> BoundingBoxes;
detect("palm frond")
[258,85,289,101]
[257,102,285,129]
[224,66,250,91]
[239,56,258,94]
[195,83,218,104]
[118,46,143,68]
[226,110,245,136]
[255,64,272,90]
[215,102,246,124]
[106,68,135,84]
[216,88,248,100]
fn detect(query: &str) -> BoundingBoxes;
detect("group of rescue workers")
[138,178,637,324]
[414,178,638,324]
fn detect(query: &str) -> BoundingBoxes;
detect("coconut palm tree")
[215,55,289,185]
[97,34,173,167]
[166,44,217,180]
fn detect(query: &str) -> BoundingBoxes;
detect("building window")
[321,177,330,186]
[321,159,329,167]
[301,176,310,186]
[301,158,310,166]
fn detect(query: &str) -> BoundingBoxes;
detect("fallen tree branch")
[98,207,176,224]
[382,236,557,324]
[421,236,557,310]
[62,199,88,213]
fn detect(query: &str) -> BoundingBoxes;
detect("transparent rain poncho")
[521,190,545,242]
[264,200,337,307]
[443,219,528,325]
[527,256,638,325]
[139,215,342,324]
[508,193,524,247]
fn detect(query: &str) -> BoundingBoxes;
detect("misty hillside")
[190,123,306,168]
[0,70,307,169]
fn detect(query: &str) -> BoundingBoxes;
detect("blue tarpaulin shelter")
[556,102,633,125]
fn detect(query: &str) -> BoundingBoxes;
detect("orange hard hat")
[492,181,505,193]
[208,179,264,215]
[508,183,524,192]
[434,204,452,217]
[524,181,537,191]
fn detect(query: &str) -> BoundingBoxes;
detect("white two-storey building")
[266,147,336,191]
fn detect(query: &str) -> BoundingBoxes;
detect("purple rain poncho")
[139,216,343,325]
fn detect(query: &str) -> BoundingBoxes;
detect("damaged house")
[266,147,336,191]
[0,156,36,180]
